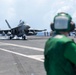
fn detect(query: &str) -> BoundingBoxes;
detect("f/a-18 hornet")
[0,20,46,40]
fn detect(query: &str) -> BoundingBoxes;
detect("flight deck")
[0,36,50,75]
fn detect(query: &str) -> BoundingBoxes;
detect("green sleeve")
[64,42,76,64]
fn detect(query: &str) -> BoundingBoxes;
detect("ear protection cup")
[50,21,75,31]
[70,21,75,31]
[50,23,54,31]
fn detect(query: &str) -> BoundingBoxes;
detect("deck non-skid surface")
[0,36,50,75]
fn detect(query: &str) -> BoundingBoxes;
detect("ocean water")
[36,32,50,36]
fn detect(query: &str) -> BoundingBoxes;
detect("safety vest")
[44,34,76,75]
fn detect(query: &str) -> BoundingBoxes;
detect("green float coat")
[44,34,76,75]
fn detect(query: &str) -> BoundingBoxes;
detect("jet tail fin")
[5,19,11,29]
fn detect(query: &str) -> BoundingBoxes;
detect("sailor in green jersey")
[44,12,76,75]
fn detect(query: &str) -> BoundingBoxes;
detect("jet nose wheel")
[9,35,14,39]
[22,34,27,40]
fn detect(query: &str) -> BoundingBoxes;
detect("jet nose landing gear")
[22,34,27,40]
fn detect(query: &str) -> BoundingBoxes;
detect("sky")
[0,0,76,31]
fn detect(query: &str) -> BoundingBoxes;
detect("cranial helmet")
[50,12,75,32]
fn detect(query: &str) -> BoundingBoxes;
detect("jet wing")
[25,28,47,35]
[0,29,11,34]
[28,28,47,32]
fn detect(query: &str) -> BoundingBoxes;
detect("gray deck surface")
[0,36,50,75]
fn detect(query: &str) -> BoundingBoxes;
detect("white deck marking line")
[0,44,9,46]
[0,48,44,62]
[0,42,44,51]
[29,55,44,60]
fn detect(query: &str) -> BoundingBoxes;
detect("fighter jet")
[0,20,46,40]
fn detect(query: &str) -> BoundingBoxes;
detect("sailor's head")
[50,12,75,32]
